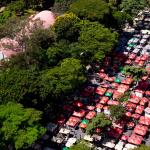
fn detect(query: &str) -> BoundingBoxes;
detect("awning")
[73,109,86,118]
[85,111,96,120]
[133,124,148,136]
[99,96,109,104]
[66,116,80,127]
[139,116,150,126]
[128,134,143,145]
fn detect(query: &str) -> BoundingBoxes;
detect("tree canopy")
[69,0,110,22]
[110,105,125,120]
[0,102,45,150]
[120,0,148,16]
[70,141,92,150]
[133,145,150,150]
[71,20,118,62]
[124,65,147,80]
[86,113,111,135]
[54,13,80,41]
[39,58,86,99]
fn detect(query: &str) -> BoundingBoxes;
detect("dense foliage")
[86,113,111,135]
[70,141,92,150]
[133,145,150,150]
[110,105,126,120]
[120,0,148,16]
[124,65,147,80]
[0,102,45,149]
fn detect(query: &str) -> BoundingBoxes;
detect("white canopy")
[59,128,70,134]
[65,138,77,147]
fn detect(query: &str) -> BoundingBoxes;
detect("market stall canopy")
[128,134,143,145]
[73,109,86,118]
[131,113,140,120]
[139,116,150,126]
[65,138,77,147]
[96,87,107,95]
[66,116,80,127]
[111,82,119,89]
[133,124,148,136]
[135,105,144,114]
[107,100,119,106]
[85,111,96,120]
[99,96,109,104]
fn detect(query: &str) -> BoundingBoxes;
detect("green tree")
[39,58,86,99]
[54,13,80,41]
[118,91,130,102]
[120,0,147,16]
[70,141,92,150]
[0,68,39,106]
[124,65,147,80]
[86,113,111,135]
[69,0,110,22]
[113,11,132,28]
[47,40,70,66]
[71,20,118,62]
[133,145,150,150]
[0,102,45,150]
[110,105,125,120]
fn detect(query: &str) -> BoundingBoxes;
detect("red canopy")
[111,82,119,89]
[66,116,80,127]
[103,106,109,110]
[133,124,148,136]
[129,53,136,59]
[138,61,144,67]
[122,78,133,85]
[104,76,114,82]
[121,135,128,141]
[79,123,87,128]
[107,127,123,139]
[128,134,143,145]
[86,105,95,111]
[125,59,132,65]
[73,101,83,108]
[117,84,129,93]
[140,97,148,106]
[96,103,104,109]
[99,96,109,104]
[135,57,141,63]
[135,105,144,114]
[139,116,150,126]
[141,54,149,61]
[127,122,135,128]
[85,111,96,120]
[145,91,150,96]
[131,113,140,120]
[141,75,148,80]
[128,97,140,104]
[95,87,107,95]
[107,100,119,105]
[113,91,123,99]
[125,102,136,112]
[98,73,106,79]
[125,112,132,117]
[73,109,86,118]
